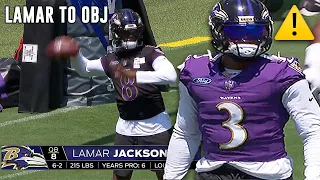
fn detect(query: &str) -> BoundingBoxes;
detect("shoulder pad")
[177,54,201,72]
[145,45,156,48]
[102,52,114,61]
[287,58,303,74]
[144,45,165,56]
[185,50,221,61]
[261,53,294,62]
[261,53,303,74]
[146,45,162,51]
[260,53,284,61]
[153,46,165,55]
[177,50,220,72]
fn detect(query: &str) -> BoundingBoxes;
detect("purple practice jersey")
[100,46,166,120]
[180,53,305,162]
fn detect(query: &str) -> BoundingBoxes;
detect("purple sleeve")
[276,57,305,93]
[179,54,212,88]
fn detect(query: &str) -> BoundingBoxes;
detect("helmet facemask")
[111,24,144,51]
[222,23,272,58]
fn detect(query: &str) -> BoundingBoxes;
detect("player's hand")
[113,64,137,80]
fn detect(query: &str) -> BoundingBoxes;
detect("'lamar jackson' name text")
[72,149,167,158]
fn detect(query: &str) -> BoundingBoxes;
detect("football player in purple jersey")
[164,0,320,180]
[69,9,177,180]
[304,20,320,105]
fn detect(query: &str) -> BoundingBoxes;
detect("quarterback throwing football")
[50,9,177,180]
[164,0,320,180]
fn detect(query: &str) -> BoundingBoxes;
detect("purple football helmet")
[209,0,273,59]
[109,9,144,51]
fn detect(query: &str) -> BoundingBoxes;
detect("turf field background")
[0,0,318,179]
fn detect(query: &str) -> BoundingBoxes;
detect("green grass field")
[0,0,319,179]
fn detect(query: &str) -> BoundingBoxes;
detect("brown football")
[46,36,79,58]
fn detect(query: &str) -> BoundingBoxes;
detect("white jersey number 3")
[216,102,247,150]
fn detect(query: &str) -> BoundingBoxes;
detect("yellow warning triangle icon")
[275,5,314,41]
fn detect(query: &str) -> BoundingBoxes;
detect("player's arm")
[70,52,107,77]
[303,21,320,104]
[135,55,177,84]
[47,36,108,77]
[282,79,320,180]
[164,81,201,180]
[115,47,177,84]
[303,43,320,104]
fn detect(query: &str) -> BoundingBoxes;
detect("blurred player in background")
[304,20,320,105]
[260,0,320,17]
[164,0,320,179]
[300,0,320,16]
[52,9,177,180]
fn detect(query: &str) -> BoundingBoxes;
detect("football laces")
[54,38,63,53]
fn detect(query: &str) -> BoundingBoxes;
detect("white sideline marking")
[0,106,82,128]
[0,90,177,128]
[0,170,43,179]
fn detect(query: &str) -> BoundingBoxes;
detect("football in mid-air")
[46,36,79,58]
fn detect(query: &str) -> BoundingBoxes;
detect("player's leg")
[138,129,172,180]
[304,20,320,105]
[113,133,136,180]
